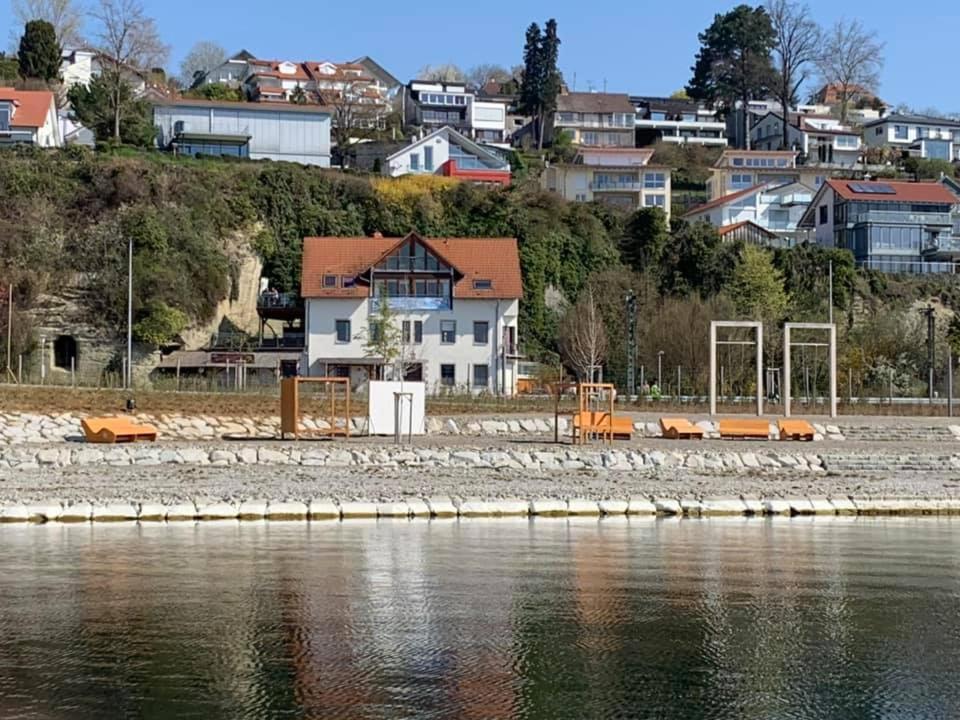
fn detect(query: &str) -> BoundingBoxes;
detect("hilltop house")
[863,113,960,162]
[549,91,636,147]
[382,126,511,185]
[799,179,960,274]
[684,181,814,247]
[631,96,727,148]
[749,112,862,168]
[301,233,522,395]
[542,147,671,215]
[403,80,509,146]
[152,97,332,165]
[0,88,62,147]
[706,149,832,200]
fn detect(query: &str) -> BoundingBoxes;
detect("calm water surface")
[1,517,959,719]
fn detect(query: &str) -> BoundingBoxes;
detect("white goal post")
[709,321,763,417]
[783,323,837,419]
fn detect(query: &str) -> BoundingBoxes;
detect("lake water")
[1,517,959,719]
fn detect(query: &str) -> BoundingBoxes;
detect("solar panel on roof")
[847,182,896,194]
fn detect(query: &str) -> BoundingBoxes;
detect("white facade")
[750,112,862,168]
[686,182,813,242]
[0,91,62,147]
[60,50,146,96]
[305,297,519,395]
[153,101,331,166]
[384,126,510,180]
[864,114,960,161]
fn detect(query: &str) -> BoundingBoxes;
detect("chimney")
[372,231,383,238]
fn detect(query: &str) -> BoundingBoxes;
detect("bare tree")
[179,40,226,87]
[327,76,386,167]
[416,63,465,82]
[766,0,820,147]
[815,19,884,124]
[559,287,608,382]
[465,63,510,89]
[12,0,83,48]
[90,0,168,140]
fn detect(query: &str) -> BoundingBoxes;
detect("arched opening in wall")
[53,335,78,370]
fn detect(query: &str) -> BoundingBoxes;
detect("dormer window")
[0,104,10,131]
[473,279,493,290]
[278,62,297,75]
[323,274,337,288]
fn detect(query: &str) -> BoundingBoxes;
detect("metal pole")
[676,365,681,403]
[5,283,12,380]
[18,354,22,384]
[176,358,181,391]
[709,324,717,416]
[657,352,663,390]
[783,326,792,418]
[40,336,46,385]
[626,293,636,397]
[829,324,837,418]
[70,357,75,387]
[948,346,953,418]
[755,323,763,417]
[828,260,833,325]
[126,235,133,390]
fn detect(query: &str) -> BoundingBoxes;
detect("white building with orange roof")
[300,232,522,395]
[0,88,62,147]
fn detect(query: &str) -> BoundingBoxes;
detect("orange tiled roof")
[825,179,958,203]
[301,233,522,299]
[0,88,54,128]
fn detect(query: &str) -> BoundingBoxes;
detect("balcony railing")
[857,258,956,275]
[370,296,451,312]
[590,180,642,191]
[922,236,960,257]
[849,211,953,227]
[257,291,302,310]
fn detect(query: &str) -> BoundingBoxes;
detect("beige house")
[706,149,830,200]
[542,147,671,215]
[549,91,636,147]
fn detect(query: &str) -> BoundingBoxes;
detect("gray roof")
[865,112,960,128]
[151,97,332,115]
[556,92,634,114]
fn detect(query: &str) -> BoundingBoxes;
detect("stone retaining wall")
[0,412,848,445]
[2,495,959,524]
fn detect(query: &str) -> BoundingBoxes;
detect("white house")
[301,233,522,395]
[0,88,62,147]
[863,113,960,162]
[384,126,511,185]
[750,112,862,168]
[60,49,147,96]
[196,49,255,88]
[152,98,332,165]
[684,180,814,247]
[405,80,509,145]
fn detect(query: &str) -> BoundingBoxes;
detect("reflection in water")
[1,517,959,719]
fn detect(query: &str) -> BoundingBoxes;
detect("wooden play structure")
[572,383,634,444]
[81,417,158,444]
[280,376,351,440]
[659,418,704,440]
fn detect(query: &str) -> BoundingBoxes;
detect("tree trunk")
[742,91,751,150]
[113,85,121,140]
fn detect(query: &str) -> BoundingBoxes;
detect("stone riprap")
[2,495,959,524]
[0,412,854,444]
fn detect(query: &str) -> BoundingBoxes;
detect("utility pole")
[126,236,133,390]
[4,283,16,383]
[828,260,834,325]
[625,291,636,397]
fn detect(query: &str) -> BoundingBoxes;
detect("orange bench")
[573,412,633,440]
[659,417,704,440]
[81,417,159,444]
[718,418,771,440]
[778,419,816,441]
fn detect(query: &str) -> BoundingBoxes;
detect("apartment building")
[750,112,862,168]
[542,147,671,215]
[404,80,509,146]
[706,149,830,200]
[863,113,960,162]
[301,233,522,395]
[799,179,960,274]
[631,96,727,147]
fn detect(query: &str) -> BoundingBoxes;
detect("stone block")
[425,497,457,517]
[138,503,166,521]
[481,420,509,434]
[338,501,378,519]
[196,502,238,520]
[627,497,657,515]
[24,503,62,522]
[59,502,93,522]
[165,503,198,521]
[567,499,601,516]
[177,448,209,465]
[377,502,411,518]
[680,498,704,516]
[267,501,309,520]
[257,448,289,464]
[490,499,529,516]
[307,499,340,520]
[740,496,764,515]
[761,498,791,515]
[650,498,680,515]
[458,499,496,517]
[405,498,431,517]
[598,499,629,515]
[444,419,461,434]
[807,497,836,515]
[237,447,259,464]
[827,496,857,515]
[529,499,568,516]
[0,505,30,523]
[787,498,815,515]
[238,500,269,519]
[210,450,236,465]
[92,503,140,521]
[701,497,747,516]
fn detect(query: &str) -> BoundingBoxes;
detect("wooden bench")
[659,417,704,440]
[778,419,816,441]
[81,417,159,444]
[573,412,633,440]
[718,418,771,440]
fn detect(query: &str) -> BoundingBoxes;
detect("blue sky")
[2,0,956,112]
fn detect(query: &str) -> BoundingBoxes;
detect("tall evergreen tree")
[17,19,62,82]
[519,23,543,140]
[539,18,561,150]
[519,19,561,150]
[686,5,775,148]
